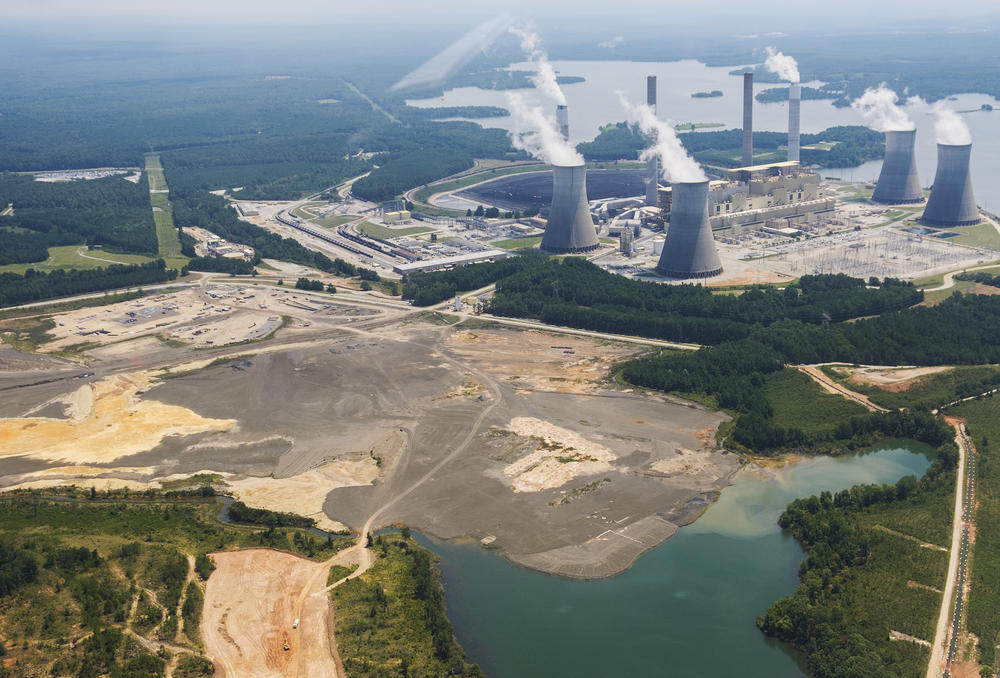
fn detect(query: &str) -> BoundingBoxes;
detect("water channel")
[417,443,932,678]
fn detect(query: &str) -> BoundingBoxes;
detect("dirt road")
[792,364,890,413]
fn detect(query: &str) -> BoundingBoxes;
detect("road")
[790,364,890,413]
[928,418,974,678]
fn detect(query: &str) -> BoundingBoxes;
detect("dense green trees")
[402,252,545,306]
[225,500,316,528]
[0,542,38,597]
[0,260,177,308]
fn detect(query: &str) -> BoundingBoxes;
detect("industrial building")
[657,180,723,278]
[540,163,600,253]
[923,143,980,226]
[872,130,923,204]
[657,161,833,232]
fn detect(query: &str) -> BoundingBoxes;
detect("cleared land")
[0,245,158,275]
[145,154,185,262]
[356,221,434,240]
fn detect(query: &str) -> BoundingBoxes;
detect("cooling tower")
[742,72,754,166]
[923,143,980,226]
[872,130,923,204]
[787,84,801,163]
[657,181,723,279]
[646,75,659,207]
[556,105,569,140]
[540,164,600,253]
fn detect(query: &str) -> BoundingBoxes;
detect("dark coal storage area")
[457,168,646,211]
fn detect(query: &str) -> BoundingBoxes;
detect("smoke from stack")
[657,181,723,279]
[742,72,754,166]
[933,103,972,145]
[556,105,569,140]
[764,47,800,84]
[619,94,706,183]
[852,84,916,132]
[923,142,979,226]
[646,75,659,206]
[541,164,600,253]
[509,26,567,106]
[506,93,582,166]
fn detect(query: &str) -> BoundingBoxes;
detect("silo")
[787,84,801,163]
[645,75,659,206]
[923,143,980,226]
[742,72,754,166]
[540,164,600,253]
[556,105,569,141]
[656,181,723,278]
[872,130,923,204]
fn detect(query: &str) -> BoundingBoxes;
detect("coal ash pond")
[457,168,646,211]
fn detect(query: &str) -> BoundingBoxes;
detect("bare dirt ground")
[202,549,338,678]
[830,365,953,392]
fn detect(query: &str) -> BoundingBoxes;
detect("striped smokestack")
[556,105,569,141]
[742,72,754,166]
[787,83,801,163]
[646,75,658,206]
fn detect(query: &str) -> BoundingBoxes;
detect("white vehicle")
[292,619,299,629]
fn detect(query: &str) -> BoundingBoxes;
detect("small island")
[692,90,723,98]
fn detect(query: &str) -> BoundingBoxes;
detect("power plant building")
[657,180,723,279]
[540,163,600,253]
[657,161,832,231]
[872,130,923,204]
[922,143,980,226]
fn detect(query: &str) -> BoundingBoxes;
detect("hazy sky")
[3,0,998,28]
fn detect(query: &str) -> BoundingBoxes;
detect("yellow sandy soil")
[650,448,716,476]
[0,372,235,463]
[502,417,616,492]
[833,365,952,391]
[226,459,379,533]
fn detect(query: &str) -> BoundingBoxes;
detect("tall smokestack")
[646,75,659,207]
[742,72,754,166]
[787,83,801,163]
[872,130,923,204]
[541,164,600,253]
[923,143,980,226]
[556,105,569,141]
[657,181,723,279]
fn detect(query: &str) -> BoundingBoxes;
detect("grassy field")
[0,245,159,275]
[314,214,356,229]
[764,368,869,434]
[356,221,433,240]
[0,486,353,676]
[491,235,542,250]
[145,155,185,262]
[820,364,1000,411]
[331,532,481,677]
[944,221,1000,250]
[948,396,1000,667]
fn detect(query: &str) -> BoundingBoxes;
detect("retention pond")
[418,443,932,678]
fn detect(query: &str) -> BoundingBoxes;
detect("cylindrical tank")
[872,130,923,204]
[541,164,600,253]
[923,143,980,226]
[652,238,664,256]
[787,84,801,163]
[657,181,723,278]
[742,73,754,166]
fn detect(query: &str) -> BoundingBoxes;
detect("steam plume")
[619,94,706,183]
[764,46,800,83]
[852,84,915,131]
[506,92,582,166]
[933,103,972,145]
[509,26,566,106]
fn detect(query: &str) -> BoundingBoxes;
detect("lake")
[418,444,932,678]
[408,59,1000,213]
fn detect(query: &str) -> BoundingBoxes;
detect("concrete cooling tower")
[787,84,801,163]
[923,143,980,226]
[646,75,659,207]
[656,181,723,279]
[872,130,923,204]
[540,164,600,254]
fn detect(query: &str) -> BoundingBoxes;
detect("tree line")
[0,260,177,308]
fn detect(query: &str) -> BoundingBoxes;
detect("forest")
[756,412,958,677]
[0,260,177,308]
[0,173,158,257]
